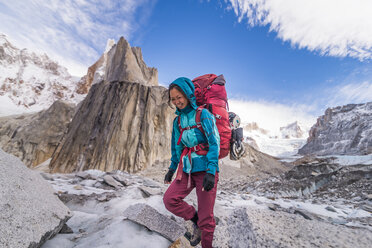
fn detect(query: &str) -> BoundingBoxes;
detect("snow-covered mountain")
[299,102,372,156]
[0,34,86,116]
[242,121,309,158]
[280,121,304,139]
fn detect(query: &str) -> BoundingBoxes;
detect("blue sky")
[1,0,372,130]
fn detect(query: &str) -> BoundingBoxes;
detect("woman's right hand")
[164,168,175,184]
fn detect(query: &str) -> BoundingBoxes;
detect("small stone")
[73,185,83,190]
[240,194,250,200]
[59,223,73,234]
[254,199,263,205]
[40,173,54,181]
[267,203,280,211]
[360,204,372,213]
[97,195,107,202]
[329,218,348,225]
[215,216,220,225]
[325,206,337,212]
[169,236,190,248]
[311,171,320,176]
[294,209,312,220]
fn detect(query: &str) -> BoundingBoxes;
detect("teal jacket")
[169,77,220,175]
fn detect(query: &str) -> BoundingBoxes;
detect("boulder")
[0,100,76,167]
[0,148,71,248]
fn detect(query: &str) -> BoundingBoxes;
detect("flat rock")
[143,178,161,188]
[139,186,162,198]
[76,171,98,180]
[122,203,185,242]
[103,175,122,189]
[113,174,132,186]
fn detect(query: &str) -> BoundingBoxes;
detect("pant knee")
[163,191,178,210]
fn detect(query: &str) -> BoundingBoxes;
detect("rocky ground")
[37,153,372,248]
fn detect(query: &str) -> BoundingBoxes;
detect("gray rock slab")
[138,186,162,198]
[0,148,72,248]
[103,175,123,189]
[143,178,161,188]
[76,171,98,180]
[122,203,185,242]
[113,174,132,186]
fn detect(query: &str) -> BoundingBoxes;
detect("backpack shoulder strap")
[195,107,205,136]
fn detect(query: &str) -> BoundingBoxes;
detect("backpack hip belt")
[175,143,209,188]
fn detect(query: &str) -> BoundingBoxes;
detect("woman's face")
[170,88,189,109]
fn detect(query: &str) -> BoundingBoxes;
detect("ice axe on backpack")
[229,112,245,160]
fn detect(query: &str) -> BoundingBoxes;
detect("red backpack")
[177,74,231,159]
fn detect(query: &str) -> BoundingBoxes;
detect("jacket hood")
[170,77,198,113]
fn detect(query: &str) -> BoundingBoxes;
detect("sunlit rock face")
[49,80,174,173]
[299,102,372,156]
[49,35,172,173]
[104,37,158,86]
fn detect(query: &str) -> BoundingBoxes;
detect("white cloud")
[229,99,317,134]
[0,0,156,76]
[226,0,372,60]
[327,81,372,107]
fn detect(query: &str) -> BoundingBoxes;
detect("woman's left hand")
[202,173,215,191]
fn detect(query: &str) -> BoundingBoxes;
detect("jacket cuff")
[169,161,178,171]
[206,166,216,175]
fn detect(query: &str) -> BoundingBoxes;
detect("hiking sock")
[191,211,198,226]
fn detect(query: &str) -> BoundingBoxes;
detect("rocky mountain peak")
[104,37,158,86]
[76,36,158,95]
[299,102,372,155]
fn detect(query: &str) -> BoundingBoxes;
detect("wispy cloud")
[0,0,156,76]
[327,81,372,107]
[225,0,372,60]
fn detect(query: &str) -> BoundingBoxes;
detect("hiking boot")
[184,223,201,247]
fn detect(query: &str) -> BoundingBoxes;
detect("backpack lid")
[213,74,226,86]
[192,74,217,89]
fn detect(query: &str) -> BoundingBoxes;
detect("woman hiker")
[163,77,220,248]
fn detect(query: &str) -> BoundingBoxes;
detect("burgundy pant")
[163,171,219,248]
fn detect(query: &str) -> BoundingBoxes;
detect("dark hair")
[168,83,188,107]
